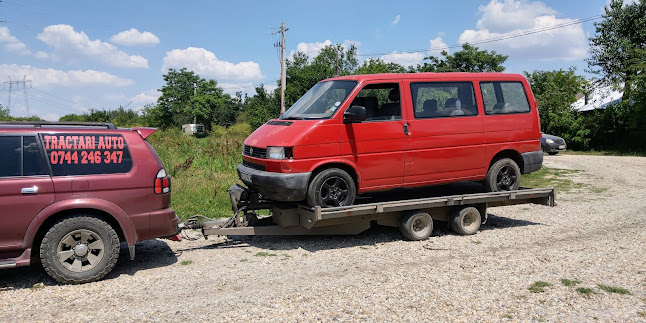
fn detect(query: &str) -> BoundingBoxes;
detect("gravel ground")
[1,154,645,322]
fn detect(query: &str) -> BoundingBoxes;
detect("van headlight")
[267,146,293,160]
[546,138,555,144]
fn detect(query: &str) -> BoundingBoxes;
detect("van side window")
[0,136,49,177]
[410,82,477,118]
[480,82,531,115]
[40,134,133,176]
[351,83,401,121]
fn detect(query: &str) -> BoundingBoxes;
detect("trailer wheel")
[306,168,356,208]
[40,215,120,284]
[484,158,521,192]
[450,206,481,235]
[399,211,433,241]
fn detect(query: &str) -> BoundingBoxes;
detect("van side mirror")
[343,105,367,124]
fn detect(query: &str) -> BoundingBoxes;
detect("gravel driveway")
[1,154,645,322]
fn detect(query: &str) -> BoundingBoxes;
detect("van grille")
[243,145,266,159]
[243,160,265,171]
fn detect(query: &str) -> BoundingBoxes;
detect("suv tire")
[306,168,356,207]
[40,215,120,284]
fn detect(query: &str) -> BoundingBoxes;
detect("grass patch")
[575,287,596,298]
[180,260,193,266]
[564,150,646,157]
[529,281,552,293]
[30,282,45,290]
[239,258,248,262]
[521,167,585,192]
[471,240,482,245]
[148,126,250,221]
[254,251,277,257]
[597,284,631,295]
[560,278,582,287]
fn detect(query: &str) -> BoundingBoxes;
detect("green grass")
[254,251,277,257]
[563,150,646,157]
[529,281,552,293]
[575,287,596,298]
[521,167,585,192]
[148,125,250,220]
[30,282,45,290]
[180,260,193,265]
[560,278,582,287]
[597,284,631,295]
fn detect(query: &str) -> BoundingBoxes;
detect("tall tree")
[524,68,589,148]
[356,58,407,74]
[243,85,278,129]
[415,44,508,73]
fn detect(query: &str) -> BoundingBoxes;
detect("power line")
[355,15,602,57]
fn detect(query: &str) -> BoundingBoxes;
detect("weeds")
[575,287,596,298]
[30,282,45,290]
[560,278,582,287]
[529,281,552,293]
[180,260,193,266]
[254,251,277,257]
[597,284,631,295]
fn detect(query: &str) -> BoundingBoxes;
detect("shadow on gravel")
[0,239,177,290]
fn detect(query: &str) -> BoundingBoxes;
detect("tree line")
[2,0,644,152]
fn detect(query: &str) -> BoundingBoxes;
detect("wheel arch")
[488,149,523,171]
[309,161,360,190]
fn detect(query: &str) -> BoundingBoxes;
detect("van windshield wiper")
[280,116,304,120]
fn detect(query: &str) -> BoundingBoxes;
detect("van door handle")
[21,186,39,194]
[404,123,410,135]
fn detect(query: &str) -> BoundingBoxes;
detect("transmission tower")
[4,75,32,116]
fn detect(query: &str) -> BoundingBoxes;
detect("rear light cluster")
[154,168,171,194]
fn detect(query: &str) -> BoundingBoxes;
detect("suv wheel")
[40,215,120,284]
[306,168,356,207]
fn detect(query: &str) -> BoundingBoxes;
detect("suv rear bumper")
[521,151,543,174]
[145,208,179,241]
[237,164,310,202]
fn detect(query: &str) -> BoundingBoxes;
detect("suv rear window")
[0,136,49,177]
[41,133,133,176]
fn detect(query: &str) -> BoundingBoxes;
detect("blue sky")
[0,0,612,120]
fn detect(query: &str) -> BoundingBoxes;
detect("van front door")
[341,82,407,191]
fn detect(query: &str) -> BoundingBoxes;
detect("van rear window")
[480,82,530,115]
[40,134,133,176]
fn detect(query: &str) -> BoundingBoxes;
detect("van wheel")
[485,158,521,192]
[40,215,120,284]
[450,206,481,235]
[306,168,356,208]
[399,211,433,241]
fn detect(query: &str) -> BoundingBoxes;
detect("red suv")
[0,122,177,284]
[239,73,543,207]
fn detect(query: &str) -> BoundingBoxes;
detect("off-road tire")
[306,168,356,208]
[450,206,481,235]
[399,211,433,241]
[484,158,521,192]
[40,215,120,284]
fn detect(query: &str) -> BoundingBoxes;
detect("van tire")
[40,215,120,284]
[306,168,356,208]
[399,211,433,241]
[484,158,521,192]
[450,206,481,235]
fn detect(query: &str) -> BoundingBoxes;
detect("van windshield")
[281,80,357,120]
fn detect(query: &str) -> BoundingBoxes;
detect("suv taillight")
[154,168,171,194]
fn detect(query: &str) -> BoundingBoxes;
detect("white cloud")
[392,15,401,25]
[42,113,61,121]
[429,37,449,57]
[0,27,31,55]
[34,51,49,59]
[289,39,361,59]
[36,24,149,68]
[129,89,161,111]
[381,51,425,67]
[458,0,587,61]
[0,64,133,88]
[162,47,262,83]
[109,28,160,47]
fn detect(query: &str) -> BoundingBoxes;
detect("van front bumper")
[521,151,543,174]
[237,164,311,202]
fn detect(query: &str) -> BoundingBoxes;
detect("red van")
[0,122,177,284]
[239,73,543,208]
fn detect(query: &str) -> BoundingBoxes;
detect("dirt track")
[1,154,645,322]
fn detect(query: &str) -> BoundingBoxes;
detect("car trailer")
[180,184,555,241]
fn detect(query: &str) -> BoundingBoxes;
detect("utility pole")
[193,82,197,124]
[273,22,288,114]
[4,75,32,116]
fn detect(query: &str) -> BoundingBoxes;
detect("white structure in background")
[182,123,205,136]
[572,84,623,112]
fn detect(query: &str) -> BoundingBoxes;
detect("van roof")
[323,72,527,83]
